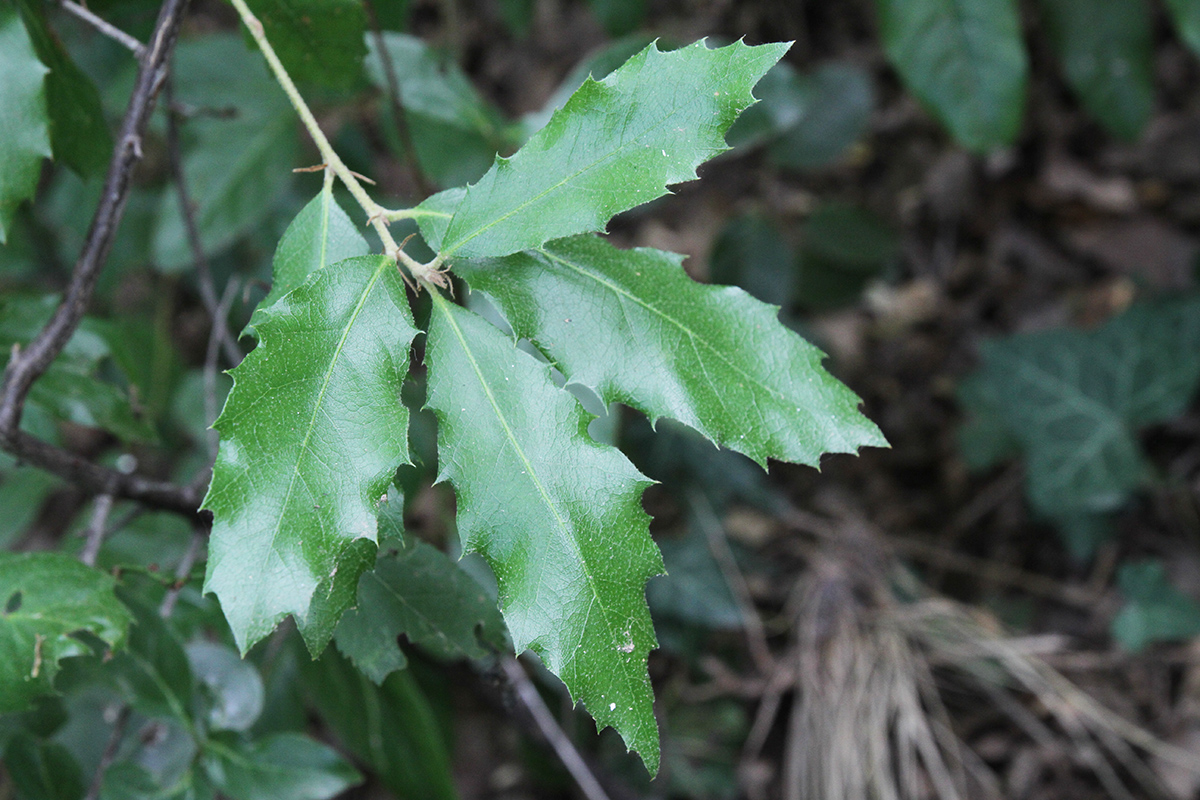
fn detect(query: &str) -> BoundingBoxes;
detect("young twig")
[165,79,242,369]
[0,0,199,518]
[79,493,115,567]
[60,0,144,56]
[225,0,443,288]
[501,657,613,800]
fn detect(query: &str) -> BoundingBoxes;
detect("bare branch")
[502,657,613,800]
[362,0,434,198]
[165,78,243,369]
[160,525,206,618]
[83,704,130,800]
[0,0,192,437]
[0,0,200,520]
[60,0,144,56]
[79,493,115,567]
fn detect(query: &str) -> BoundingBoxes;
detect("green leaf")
[455,235,885,468]
[203,255,417,654]
[875,0,1027,151]
[417,39,788,258]
[0,552,131,712]
[4,732,85,800]
[153,35,297,271]
[257,187,369,314]
[1112,560,1200,652]
[1166,0,1200,57]
[366,33,518,188]
[100,761,211,800]
[1038,0,1154,141]
[958,295,1200,519]
[425,294,663,773]
[0,4,51,244]
[14,0,112,176]
[334,497,507,683]
[244,0,366,89]
[301,650,458,800]
[107,596,193,722]
[202,732,360,800]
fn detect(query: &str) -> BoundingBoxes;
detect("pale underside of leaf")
[416,39,789,259]
[203,256,415,655]
[424,294,663,773]
[455,234,886,468]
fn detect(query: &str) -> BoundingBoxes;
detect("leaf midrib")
[536,245,852,451]
[258,257,390,610]
[441,63,693,257]
[433,296,627,663]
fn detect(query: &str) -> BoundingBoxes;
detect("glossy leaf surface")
[876,0,1027,151]
[203,256,416,654]
[425,295,663,772]
[0,6,51,243]
[14,0,111,176]
[335,493,506,683]
[258,188,368,313]
[1039,0,1154,141]
[245,0,366,89]
[456,235,885,468]
[417,39,787,258]
[0,552,131,712]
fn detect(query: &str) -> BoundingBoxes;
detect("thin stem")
[84,704,131,800]
[502,657,613,800]
[80,493,115,567]
[60,0,144,56]
[225,0,440,285]
[166,78,243,369]
[203,279,239,462]
[159,526,205,618]
[362,0,434,198]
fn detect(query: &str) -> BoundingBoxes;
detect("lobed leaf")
[1112,560,1200,652]
[1038,0,1154,141]
[455,234,885,468]
[875,0,1027,152]
[203,255,416,655]
[416,39,788,259]
[425,294,663,773]
[0,552,132,713]
[0,5,51,244]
